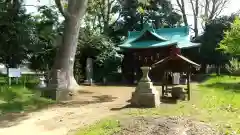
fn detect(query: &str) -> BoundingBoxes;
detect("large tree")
[48,0,88,93]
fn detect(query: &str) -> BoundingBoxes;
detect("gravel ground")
[115,116,221,135]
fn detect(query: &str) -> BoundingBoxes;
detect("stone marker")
[131,67,160,107]
[84,58,94,85]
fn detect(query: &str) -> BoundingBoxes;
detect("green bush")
[226,58,240,75]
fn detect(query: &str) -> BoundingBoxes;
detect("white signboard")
[8,68,21,77]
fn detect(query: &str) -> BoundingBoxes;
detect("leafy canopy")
[29,6,61,72]
[199,15,235,65]
[76,29,122,81]
[0,0,37,67]
[219,17,240,56]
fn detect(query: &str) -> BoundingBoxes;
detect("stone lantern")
[131,67,160,107]
[38,76,46,88]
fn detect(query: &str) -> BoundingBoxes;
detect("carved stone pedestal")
[131,67,160,108]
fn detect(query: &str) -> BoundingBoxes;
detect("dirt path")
[0,86,134,135]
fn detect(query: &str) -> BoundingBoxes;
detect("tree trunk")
[190,0,199,38]
[48,0,88,93]
[193,15,198,37]
[176,0,188,26]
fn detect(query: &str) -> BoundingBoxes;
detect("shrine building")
[119,24,201,84]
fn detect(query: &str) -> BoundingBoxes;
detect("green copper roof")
[119,26,201,49]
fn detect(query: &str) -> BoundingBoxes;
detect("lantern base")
[131,82,160,108]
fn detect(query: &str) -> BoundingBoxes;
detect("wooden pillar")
[162,71,165,96]
[187,70,191,100]
[166,71,168,93]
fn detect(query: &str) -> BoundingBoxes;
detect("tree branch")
[55,0,67,18]
[22,4,39,7]
[176,0,183,11]
[190,0,196,16]
[175,0,188,26]
[109,12,121,27]
[208,0,228,20]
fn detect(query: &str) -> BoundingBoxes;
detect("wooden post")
[165,72,168,92]
[162,71,165,96]
[187,70,191,100]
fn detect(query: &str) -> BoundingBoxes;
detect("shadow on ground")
[0,113,29,128]
[82,83,136,87]
[58,95,118,108]
[77,90,94,94]
[203,82,240,92]
[191,74,212,83]
[110,97,178,111]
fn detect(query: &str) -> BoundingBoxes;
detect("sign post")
[8,68,21,86]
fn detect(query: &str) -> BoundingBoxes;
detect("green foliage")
[77,29,123,82]
[29,6,61,71]
[226,58,240,75]
[85,0,122,34]
[85,0,182,43]
[219,17,240,56]
[75,118,121,135]
[199,15,235,65]
[115,0,182,32]
[0,1,37,67]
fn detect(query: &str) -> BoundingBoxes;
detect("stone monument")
[131,67,160,107]
[43,69,73,102]
[84,58,94,85]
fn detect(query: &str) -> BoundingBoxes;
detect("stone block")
[171,87,185,100]
[135,82,155,93]
[131,91,160,107]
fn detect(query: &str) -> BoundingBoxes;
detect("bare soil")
[0,86,134,135]
[115,116,220,135]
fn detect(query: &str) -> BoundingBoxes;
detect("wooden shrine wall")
[121,46,173,83]
[121,46,201,83]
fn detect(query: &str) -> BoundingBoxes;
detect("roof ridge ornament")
[143,23,155,33]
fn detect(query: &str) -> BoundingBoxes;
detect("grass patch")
[75,118,121,135]
[0,75,54,114]
[0,86,54,114]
